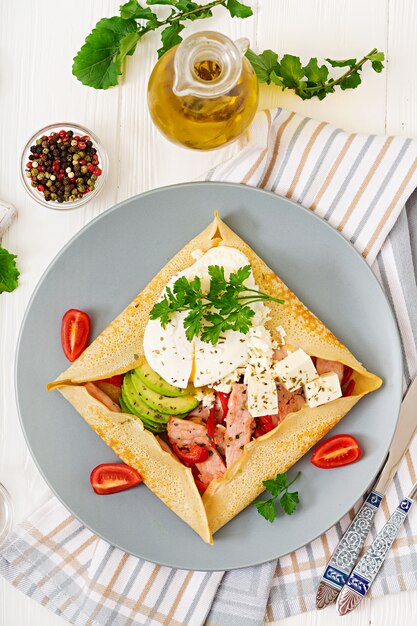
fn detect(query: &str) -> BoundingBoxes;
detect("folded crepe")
[48,214,382,544]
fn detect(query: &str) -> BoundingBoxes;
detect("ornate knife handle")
[316,491,383,608]
[337,495,415,615]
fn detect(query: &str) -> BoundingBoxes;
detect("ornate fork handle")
[316,490,383,608]
[337,494,415,615]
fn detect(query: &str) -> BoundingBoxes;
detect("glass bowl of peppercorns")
[20,123,108,209]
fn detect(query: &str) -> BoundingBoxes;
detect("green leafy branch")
[246,48,385,100]
[73,0,252,89]
[72,0,384,99]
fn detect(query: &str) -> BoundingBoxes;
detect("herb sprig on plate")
[253,472,301,522]
[72,0,384,99]
[149,264,284,345]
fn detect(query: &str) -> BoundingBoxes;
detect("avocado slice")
[135,361,191,397]
[130,370,199,415]
[121,390,164,433]
[121,374,169,433]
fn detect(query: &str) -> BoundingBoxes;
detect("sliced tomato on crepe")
[171,443,209,464]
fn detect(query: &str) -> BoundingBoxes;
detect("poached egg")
[143,246,268,388]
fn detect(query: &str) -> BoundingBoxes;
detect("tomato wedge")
[343,379,356,397]
[171,443,209,464]
[90,463,142,495]
[97,374,125,387]
[342,366,353,386]
[61,309,91,362]
[217,392,230,421]
[311,434,362,469]
[254,415,276,438]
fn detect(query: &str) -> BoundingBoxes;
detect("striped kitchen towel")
[1,108,417,626]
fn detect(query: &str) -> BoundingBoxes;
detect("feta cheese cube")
[304,372,342,408]
[273,348,318,391]
[245,366,278,417]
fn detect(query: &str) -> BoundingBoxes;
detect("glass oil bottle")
[147,31,259,150]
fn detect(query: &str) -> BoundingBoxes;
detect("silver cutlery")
[336,480,416,614]
[315,376,417,609]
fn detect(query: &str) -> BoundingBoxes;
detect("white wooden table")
[0,1,416,624]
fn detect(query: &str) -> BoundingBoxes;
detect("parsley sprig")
[253,472,301,522]
[149,264,284,345]
[246,48,384,100]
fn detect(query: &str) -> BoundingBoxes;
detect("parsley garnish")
[149,264,284,345]
[253,472,301,522]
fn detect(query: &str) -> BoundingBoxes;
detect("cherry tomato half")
[61,309,91,362]
[171,443,209,464]
[310,434,362,469]
[217,391,230,421]
[90,463,142,495]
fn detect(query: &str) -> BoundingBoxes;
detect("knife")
[315,375,417,609]
[336,479,416,614]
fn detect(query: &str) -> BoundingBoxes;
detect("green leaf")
[228,306,254,333]
[366,51,384,62]
[279,54,304,88]
[117,31,141,65]
[175,0,212,18]
[0,246,19,294]
[120,0,156,20]
[72,16,138,89]
[325,57,356,68]
[371,60,384,73]
[157,23,184,57]
[226,0,253,19]
[279,490,300,515]
[269,70,285,87]
[245,49,278,84]
[303,57,328,84]
[252,498,276,523]
[340,70,362,90]
[149,297,173,326]
[229,264,251,287]
[263,473,288,496]
[184,306,203,342]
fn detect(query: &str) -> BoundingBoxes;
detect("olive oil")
[147,33,259,150]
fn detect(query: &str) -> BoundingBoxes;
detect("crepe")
[48,213,382,543]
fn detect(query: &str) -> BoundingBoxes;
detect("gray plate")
[15,182,402,571]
